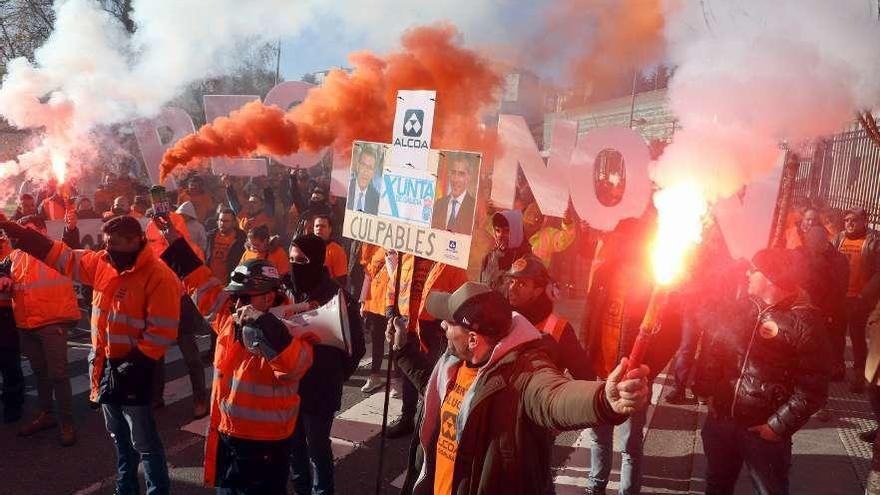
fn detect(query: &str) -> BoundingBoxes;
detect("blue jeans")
[672,314,703,390]
[290,410,335,495]
[102,404,169,495]
[586,407,647,494]
[702,414,791,495]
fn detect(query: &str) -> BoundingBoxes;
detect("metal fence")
[791,128,880,228]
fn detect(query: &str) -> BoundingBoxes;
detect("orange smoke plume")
[532,0,666,101]
[160,24,501,181]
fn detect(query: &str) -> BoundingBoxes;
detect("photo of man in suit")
[431,152,477,235]
[348,145,382,214]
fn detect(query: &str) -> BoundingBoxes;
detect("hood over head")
[492,210,524,249]
[175,201,197,220]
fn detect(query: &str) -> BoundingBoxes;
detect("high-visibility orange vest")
[361,245,389,315]
[39,197,67,221]
[239,245,290,277]
[0,241,12,308]
[416,262,468,323]
[180,264,313,487]
[45,241,182,402]
[8,249,79,329]
[387,254,433,323]
[146,211,204,260]
[537,313,569,343]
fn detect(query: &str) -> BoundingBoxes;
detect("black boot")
[859,429,878,443]
[664,387,687,405]
[385,416,415,439]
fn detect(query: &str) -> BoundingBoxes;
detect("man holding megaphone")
[158,220,318,494]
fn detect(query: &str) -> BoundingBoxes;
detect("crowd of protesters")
[3,155,880,495]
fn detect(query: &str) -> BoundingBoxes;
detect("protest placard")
[342,141,481,269]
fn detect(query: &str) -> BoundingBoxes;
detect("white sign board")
[390,90,436,170]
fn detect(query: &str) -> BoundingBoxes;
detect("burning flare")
[650,182,708,286]
[51,151,67,185]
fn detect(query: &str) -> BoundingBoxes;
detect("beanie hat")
[751,248,805,291]
[102,215,144,238]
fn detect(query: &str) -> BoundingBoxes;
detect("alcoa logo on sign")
[403,109,424,137]
[395,108,429,149]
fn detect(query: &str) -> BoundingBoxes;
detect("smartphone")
[149,185,171,219]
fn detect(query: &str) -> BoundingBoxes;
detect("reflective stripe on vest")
[147,315,180,328]
[205,292,229,321]
[144,331,176,347]
[54,248,72,274]
[54,248,83,282]
[219,401,297,423]
[107,333,135,346]
[539,314,568,343]
[230,377,299,398]
[194,278,222,306]
[93,305,177,349]
[108,311,146,329]
[11,251,70,291]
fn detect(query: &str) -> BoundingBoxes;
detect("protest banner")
[378,166,436,227]
[342,141,481,269]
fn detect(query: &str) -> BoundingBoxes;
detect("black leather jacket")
[694,295,829,437]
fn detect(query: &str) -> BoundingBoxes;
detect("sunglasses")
[289,253,311,265]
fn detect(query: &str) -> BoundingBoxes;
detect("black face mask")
[289,234,327,296]
[290,262,323,295]
[112,207,127,216]
[108,242,145,272]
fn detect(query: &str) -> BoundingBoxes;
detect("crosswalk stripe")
[177,373,404,465]
[44,332,671,492]
[23,335,213,397]
[550,373,670,489]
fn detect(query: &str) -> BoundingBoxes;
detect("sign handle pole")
[375,251,404,495]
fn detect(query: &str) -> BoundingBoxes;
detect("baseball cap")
[845,207,868,219]
[506,255,550,284]
[426,282,513,339]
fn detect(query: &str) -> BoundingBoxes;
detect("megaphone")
[269,289,352,355]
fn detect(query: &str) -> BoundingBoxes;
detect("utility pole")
[628,69,639,129]
[275,39,282,86]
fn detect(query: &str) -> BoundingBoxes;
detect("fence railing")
[791,128,880,228]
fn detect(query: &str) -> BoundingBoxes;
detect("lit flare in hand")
[627,181,708,371]
[51,150,67,185]
[650,182,708,286]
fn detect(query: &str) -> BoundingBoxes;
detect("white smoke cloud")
[654,0,880,200]
[0,0,320,185]
[317,0,514,51]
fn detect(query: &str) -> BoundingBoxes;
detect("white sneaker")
[361,376,385,394]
